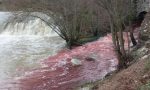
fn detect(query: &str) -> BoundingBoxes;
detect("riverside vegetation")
[1,0,150,90]
[4,0,138,69]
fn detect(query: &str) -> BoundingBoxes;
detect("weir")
[0,12,65,88]
[0,12,118,90]
[1,12,58,37]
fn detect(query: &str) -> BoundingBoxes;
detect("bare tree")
[97,0,136,69]
[3,1,105,49]
[48,0,109,48]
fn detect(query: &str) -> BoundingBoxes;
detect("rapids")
[0,12,66,89]
[0,12,128,90]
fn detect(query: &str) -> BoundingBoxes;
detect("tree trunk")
[130,30,137,46]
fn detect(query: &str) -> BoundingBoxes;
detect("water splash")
[0,12,66,89]
[2,18,58,37]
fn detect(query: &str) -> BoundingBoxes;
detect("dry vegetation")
[97,54,150,90]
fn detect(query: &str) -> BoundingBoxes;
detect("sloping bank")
[90,12,150,90]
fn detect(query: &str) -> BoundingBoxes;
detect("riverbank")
[77,50,150,90]
[77,12,150,90]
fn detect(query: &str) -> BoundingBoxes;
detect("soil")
[97,55,150,90]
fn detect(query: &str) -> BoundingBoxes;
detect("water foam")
[2,18,58,37]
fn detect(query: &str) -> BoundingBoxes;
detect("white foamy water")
[0,12,65,82]
[2,18,58,37]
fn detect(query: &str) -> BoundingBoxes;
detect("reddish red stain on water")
[17,34,118,90]
[0,25,140,90]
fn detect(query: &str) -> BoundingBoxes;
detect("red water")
[4,31,139,90]
[17,34,118,90]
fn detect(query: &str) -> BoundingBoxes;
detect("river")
[0,12,119,90]
[0,12,66,90]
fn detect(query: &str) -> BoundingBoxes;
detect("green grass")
[138,82,150,90]
[138,56,150,90]
[144,56,150,72]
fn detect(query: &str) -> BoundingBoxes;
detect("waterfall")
[1,17,58,37]
[0,12,65,84]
